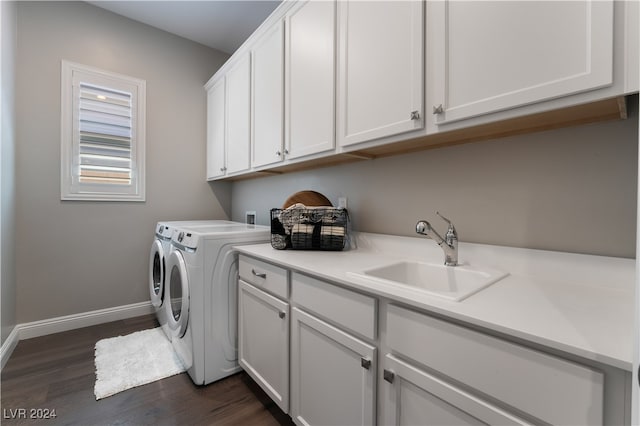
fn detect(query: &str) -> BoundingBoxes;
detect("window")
[61,61,146,201]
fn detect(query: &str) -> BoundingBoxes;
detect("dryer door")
[149,239,165,308]
[166,249,190,338]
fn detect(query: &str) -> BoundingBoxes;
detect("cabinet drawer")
[291,272,376,340]
[387,304,604,425]
[239,255,288,299]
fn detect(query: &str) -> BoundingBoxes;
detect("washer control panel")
[156,223,174,240]
[172,229,198,251]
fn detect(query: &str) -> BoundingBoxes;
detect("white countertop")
[235,232,635,371]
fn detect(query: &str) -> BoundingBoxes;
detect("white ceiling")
[87,1,282,54]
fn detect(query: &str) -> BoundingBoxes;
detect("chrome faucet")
[416,212,458,266]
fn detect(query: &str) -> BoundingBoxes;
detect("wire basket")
[270,207,349,251]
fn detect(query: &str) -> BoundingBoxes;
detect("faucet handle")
[436,211,452,225]
[436,212,456,235]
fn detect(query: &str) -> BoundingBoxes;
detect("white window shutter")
[78,83,133,185]
[61,61,146,201]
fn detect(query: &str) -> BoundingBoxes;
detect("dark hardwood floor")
[1,315,294,426]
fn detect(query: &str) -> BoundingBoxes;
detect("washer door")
[166,249,190,338]
[149,239,165,308]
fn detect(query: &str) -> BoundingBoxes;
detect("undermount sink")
[349,261,508,302]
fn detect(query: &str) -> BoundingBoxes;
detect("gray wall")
[232,102,638,258]
[15,2,230,323]
[1,0,17,345]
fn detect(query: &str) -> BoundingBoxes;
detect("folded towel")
[278,203,313,231]
[271,234,288,250]
[292,224,315,234]
[320,225,345,250]
[279,204,347,230]
[291,224,316,249]
[320,226,345,237]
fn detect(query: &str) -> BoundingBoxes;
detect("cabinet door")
[382,354,531,426]
[238,280,289,412]
[206,78,225,179]
[430,0,614,125]
[290,307,376,426]
[226,55,251,174]
[285,0,336,160]
[252,21,284,168]
[337,0,423,147]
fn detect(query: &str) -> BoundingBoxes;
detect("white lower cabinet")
[290,307,376,426]
[237,255,628,425]
[385,304,605,425]
[238,279,289,412]
[382,354,530,425]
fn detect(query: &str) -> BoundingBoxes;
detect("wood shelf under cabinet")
[217,96,628,182]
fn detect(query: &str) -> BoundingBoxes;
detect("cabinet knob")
[220,167,227,172]
[433,104,444,115]
[278,311,286,319]
[410,110,420,120]
[284,149,289,155]
[276,151,281,156]
[383,369,395,383]
[360,358,372,370]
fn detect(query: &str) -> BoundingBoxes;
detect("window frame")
[61,60,146,202]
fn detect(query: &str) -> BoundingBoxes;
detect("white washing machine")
[149,220,238,338]
[165,222,270,385]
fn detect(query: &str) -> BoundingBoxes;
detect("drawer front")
[387,304,604,426]
[291,272,376,340]
[239,255,289,299]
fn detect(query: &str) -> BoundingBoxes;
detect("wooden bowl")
[282,190,333,208]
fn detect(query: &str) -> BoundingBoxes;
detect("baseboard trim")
[1,326,20,370]
[0,301,155,370]
[18,301,154,341]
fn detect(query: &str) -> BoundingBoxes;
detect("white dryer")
[165,222,270,385]
[149,222,174,337]
[149,220,238,338]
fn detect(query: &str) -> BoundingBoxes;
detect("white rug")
[94,327,186,400]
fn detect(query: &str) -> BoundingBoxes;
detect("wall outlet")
[245,211,256,225]
[338,197,348,209]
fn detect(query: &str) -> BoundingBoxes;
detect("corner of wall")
[1,0,18,347]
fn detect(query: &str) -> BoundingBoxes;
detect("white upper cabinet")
[251,20,285,169]
[206,78,225,180]
[285,0,336,160]
[225,54,251,175]
[206,0,637,180]
[337,0,424,148]
[429,0,614,125]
